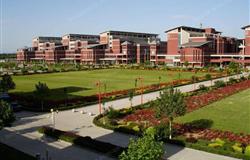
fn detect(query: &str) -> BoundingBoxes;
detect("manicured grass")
[11,69,205,99]
[176,88,250,134]
[0,142,36,160]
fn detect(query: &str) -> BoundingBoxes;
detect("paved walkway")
[0,73,247,160]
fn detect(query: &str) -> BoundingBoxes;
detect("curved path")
[0,73,248,160]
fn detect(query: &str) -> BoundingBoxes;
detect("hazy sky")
[0,0,249,53]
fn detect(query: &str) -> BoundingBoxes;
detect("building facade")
[17,25,250,67]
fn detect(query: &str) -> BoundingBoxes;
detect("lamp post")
[96,81,102,114]
[50,109,58,129]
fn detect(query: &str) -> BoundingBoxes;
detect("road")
[0,73,247,160]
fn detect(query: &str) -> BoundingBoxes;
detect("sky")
[0,0,249,53]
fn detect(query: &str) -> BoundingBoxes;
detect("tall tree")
[0,74,15,93]
[155,87,186,139]
[34,82,49,111]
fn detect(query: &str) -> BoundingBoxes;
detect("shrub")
[38,126,124,157]
[114,125,141,135]
[145,127,157,138]
[214,80,226,88]
[232,143,243,153]
[245,146,250,156]
[132,126,140,132]
[228,77,237,84]
[240,76,246,81]
[119,134,164,160]
[0,101,15,126]
[107,107,121,119]
[184,119,213,129]
[198,84,209,91]
[205,74,212,80]
[208,138,225,148]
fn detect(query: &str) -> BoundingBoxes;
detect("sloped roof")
[121,41,132,45]
[83,44,106,49]
[181,41,211,48]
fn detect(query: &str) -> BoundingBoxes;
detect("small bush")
[107,107,121,119]
[153,123,176,141]
[245,146,250,156]
[240,76,246,81]
[205,74,212,80]
[198,84,209,91]
[214,80,226,88]
[38,126,125,157]
[185,119,213,129]
[208,138,225,148]
[228,77,237,84]
[232,143,243,153]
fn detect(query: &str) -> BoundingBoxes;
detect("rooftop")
[242,25,250,29]
[165,26,221,34]
[100,30,158,36]
[63,34,99,38]
[33,36,62,43]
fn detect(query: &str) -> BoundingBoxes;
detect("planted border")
[38,126,125,158]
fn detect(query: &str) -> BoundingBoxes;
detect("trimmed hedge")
[38,126,125,158]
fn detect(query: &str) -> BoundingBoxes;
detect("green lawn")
[176,88,250,134]
[11,69,205,99]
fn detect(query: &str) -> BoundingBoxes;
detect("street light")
[50,109,58,129]
[96,81,106,114]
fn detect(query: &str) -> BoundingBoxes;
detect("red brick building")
[16,25,250,67]
[162,26,248,67]
[98,30,159,64]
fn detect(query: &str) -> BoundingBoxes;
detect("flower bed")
[186,80,250,112]
[93,79,250,159]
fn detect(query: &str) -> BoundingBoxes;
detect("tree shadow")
[10,86,97,111]
[0,129,113,160]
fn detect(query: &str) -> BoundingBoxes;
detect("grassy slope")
[176,88,250,134]
[11,69,205,98]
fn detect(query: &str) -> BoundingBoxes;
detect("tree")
[184,61,189,68]
[119,134,164,160]
[0,100,15,127]
[128,90,134,107]
[0,74,15,93]
[155,87,186,139]
[228,62,241,74]
[34,82,49,111]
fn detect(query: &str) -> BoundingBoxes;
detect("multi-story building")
[162,26,244,67]
[16,47,35,62]
[16,25,250,67]
[97,30,159,64]
[61,34,100,63]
